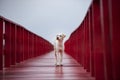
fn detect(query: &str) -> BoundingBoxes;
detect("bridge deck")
[0,52,95,80]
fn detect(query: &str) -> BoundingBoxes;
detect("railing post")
[92,0,105,80]
[89,5,95,77]
[10,23,16,65]
[0,17,3,70]
[4,21,11,68]
[110,0,120,80]
[100,0,114,80]
[16,26,21,63]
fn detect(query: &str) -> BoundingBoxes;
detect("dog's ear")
[56,35,59,40]
[62,34,66,38]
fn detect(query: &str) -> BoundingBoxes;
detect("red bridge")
[0,0,120,80]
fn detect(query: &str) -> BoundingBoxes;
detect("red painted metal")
[111,0,120,80]
[16,26,21,63]
[92,1,105,80]
[0,52,95,80]
[100,0,113,80]
[0,16,53,70]
[4,21,11,67]
[10,23,16,65]
[89,5,95,77]
[65,0,120,80]
[0,17,3,70]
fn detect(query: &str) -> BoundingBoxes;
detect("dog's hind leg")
[55,51,59,65]
[59,51,63,66]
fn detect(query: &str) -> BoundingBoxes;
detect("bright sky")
[0,0,92,44]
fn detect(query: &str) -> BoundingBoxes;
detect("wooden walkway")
[0,52,95,80]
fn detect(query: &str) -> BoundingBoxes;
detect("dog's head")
[56,34,66,41]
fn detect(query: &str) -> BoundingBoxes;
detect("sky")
[0,0,92,44]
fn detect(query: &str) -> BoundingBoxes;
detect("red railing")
[0,16,53,70]
[65,0,120,80]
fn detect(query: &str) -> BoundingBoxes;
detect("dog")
[54,34,66,66]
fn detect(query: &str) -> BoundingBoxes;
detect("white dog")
[54,34,66,66]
